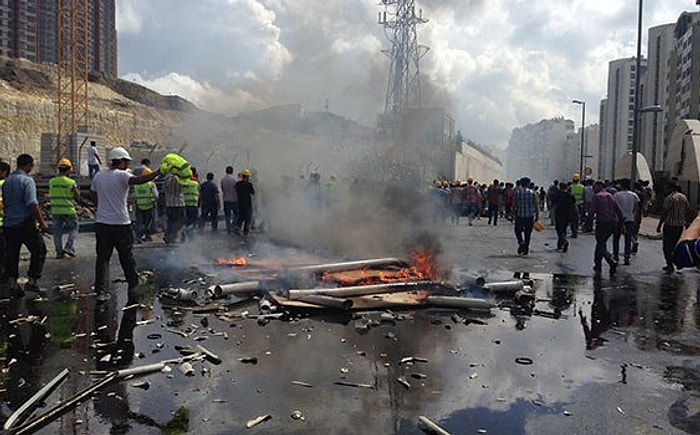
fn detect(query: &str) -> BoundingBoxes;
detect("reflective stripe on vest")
[133,182,156,210]
[49,175,77,215]
[184,180,199,206]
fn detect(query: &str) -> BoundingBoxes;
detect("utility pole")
[377,0,429,138]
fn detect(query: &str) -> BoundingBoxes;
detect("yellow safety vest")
[570,182,584,205]
[184,179,200,207]
[49,175,77,216]
[133,182,156,211]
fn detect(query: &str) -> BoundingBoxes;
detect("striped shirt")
[662,191,691,227]
[514,188,537,218]
[163,173,185,207]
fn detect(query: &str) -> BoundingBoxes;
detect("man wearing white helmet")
[90,146,161,301]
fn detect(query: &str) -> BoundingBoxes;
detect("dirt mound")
[0,59,52,91]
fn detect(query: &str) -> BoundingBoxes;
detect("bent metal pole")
[287,281,443,299]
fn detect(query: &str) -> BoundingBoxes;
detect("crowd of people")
[430,172,693,275]
[0,149,257,300]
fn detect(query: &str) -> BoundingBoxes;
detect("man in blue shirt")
[3,154,49,297]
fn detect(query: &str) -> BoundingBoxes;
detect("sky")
[116,0,698,148]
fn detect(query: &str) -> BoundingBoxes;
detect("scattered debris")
[131,381,150,390]
[514,357,533,365]
[179,362,195,377]
[418,415,451,435]
[396,376,411,389]
[334,381,374,389]
[400,356,429,365]
[246,414,272,428]
[292,381,313,388]
[291,410,305,421]
[616,406,625,415]
[239,357,258,364]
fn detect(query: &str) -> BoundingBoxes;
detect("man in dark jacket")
[234,169,255,235]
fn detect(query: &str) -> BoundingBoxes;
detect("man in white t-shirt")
[90,146,160,301]
[87,141,102,179]
[613,178,640,266]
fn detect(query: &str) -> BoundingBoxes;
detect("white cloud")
[117,0,698,146]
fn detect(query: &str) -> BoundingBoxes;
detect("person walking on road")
[183,176,200,238]
[656,182,692,274]
[220,166,238,235]
[200,172,220,232]
[49,158,81,258]
[87,141,102,179]
[487,179,500,226]
[591,180,622,275]
[462,178,481,226]
[513,177,539,256]
[3,154,48,297]
[612,179,639,266]
[234,169,255,236]
[569,173,584,238]
[132,167,158,242]
[91,147,160,301]
[553,182,578,253]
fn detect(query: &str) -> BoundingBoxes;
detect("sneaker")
[631,243,639,254]
[593,265,602,273]
[610,262,618,275]
[624,257,630,266]
[562,241,569,253]
[64,250,76,258]
[56,252,65,259]
[144,236,153,242]
[663,265,674,274]
[517,244,525,255]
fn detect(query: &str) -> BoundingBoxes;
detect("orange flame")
[321,250,440,286]
[215,256,248,266]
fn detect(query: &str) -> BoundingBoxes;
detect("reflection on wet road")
[0,243,699,434]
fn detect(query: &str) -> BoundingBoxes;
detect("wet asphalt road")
[1,217,700,435]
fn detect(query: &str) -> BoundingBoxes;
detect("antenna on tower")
[377,0,429,138]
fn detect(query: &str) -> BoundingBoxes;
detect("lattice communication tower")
[56,0,89,161]
[378,0,429,134]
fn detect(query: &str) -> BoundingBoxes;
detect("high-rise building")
[642,23,675,173]
[599,57,646,180]
[505,117,575,186]
[0,0,117,77]
[665,12,700,158]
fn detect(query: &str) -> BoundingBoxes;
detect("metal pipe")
[286,258,408,274]
[483,280,524,293]
[210,281,261,298]
[287,280,442,299]
[418,416,451,435]
[630,0,643,183]
[196,344,222,365]
[3,368,70,431]
[115,362,166,379]
[426,296,495,310]
[296,294,353,310]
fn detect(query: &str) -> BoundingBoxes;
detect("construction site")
[1,1,699,435]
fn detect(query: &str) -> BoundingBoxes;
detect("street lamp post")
[572,100,585,176]
[630,0,643,183]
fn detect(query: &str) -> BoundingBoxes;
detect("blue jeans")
[53,214,78,255]
[223,201,237,234]
[613,221,635,260]
[89,164,100,179]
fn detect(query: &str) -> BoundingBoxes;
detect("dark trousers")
[570,206,580,237]
[555,219,569,249]
[200,205,218,231]
[223,201,237,234]
[662,225,684,268]
[89,164,100,179]
[594,221,616,268]
[5,219,46,280]
[488,204,499,225]
[613,221,635,260]
[94,223,139,294]
[236,206,253,235]
[514,217,534,248]
[185,206,199,230]
[165,207,185,243]
[134,208,154,239]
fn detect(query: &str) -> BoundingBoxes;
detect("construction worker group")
[0,150,256,300]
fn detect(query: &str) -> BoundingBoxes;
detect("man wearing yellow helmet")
[569,173,584,238]
[49,158,81,258]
